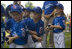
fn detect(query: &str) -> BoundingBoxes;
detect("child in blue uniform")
[6,5,28,48]
[22,7,37,35]
[47,3,66,48]
[31,7,45,48]
[1,5,5,48]
[22,7,39,48]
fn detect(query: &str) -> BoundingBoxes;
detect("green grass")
[4,42,9,48]
[4,32,71,48]
[65,32,71,48]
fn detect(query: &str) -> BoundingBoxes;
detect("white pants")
[27,34,46,48]
[35,42,42,48]
[54,32,65,48]
[27,35,34,48]
[9,43,27,48]
[41,33,46,48]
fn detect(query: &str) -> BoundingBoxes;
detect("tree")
[25,1,35,9]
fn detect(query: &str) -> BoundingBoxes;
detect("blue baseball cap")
[37,7,42,14]
[10,5,22,14]
[1,5,5,15]
[56,3,64,10]
[32,7,42,14]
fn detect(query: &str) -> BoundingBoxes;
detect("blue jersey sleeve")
[37,20,45,36]
[58,16,66,30]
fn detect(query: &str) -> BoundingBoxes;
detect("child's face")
[32,12,41,19]
[55,7,63,14]
[11,12,23,21]
[24,10,30,17]
[30,12,34,18]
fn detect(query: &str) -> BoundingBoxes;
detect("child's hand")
[50,25,54,28]
[32,35,42,41]
[7,37,14,44]
[37,37,42,41]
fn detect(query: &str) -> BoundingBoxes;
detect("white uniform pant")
[27,35,34,48]
[9,43,27,48]
[54,32,65,48]
[27,34,46,48]
[35,42,42,48]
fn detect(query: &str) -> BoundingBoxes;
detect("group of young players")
[1,1,66,48]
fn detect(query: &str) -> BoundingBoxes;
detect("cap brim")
[10,10,22,14]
